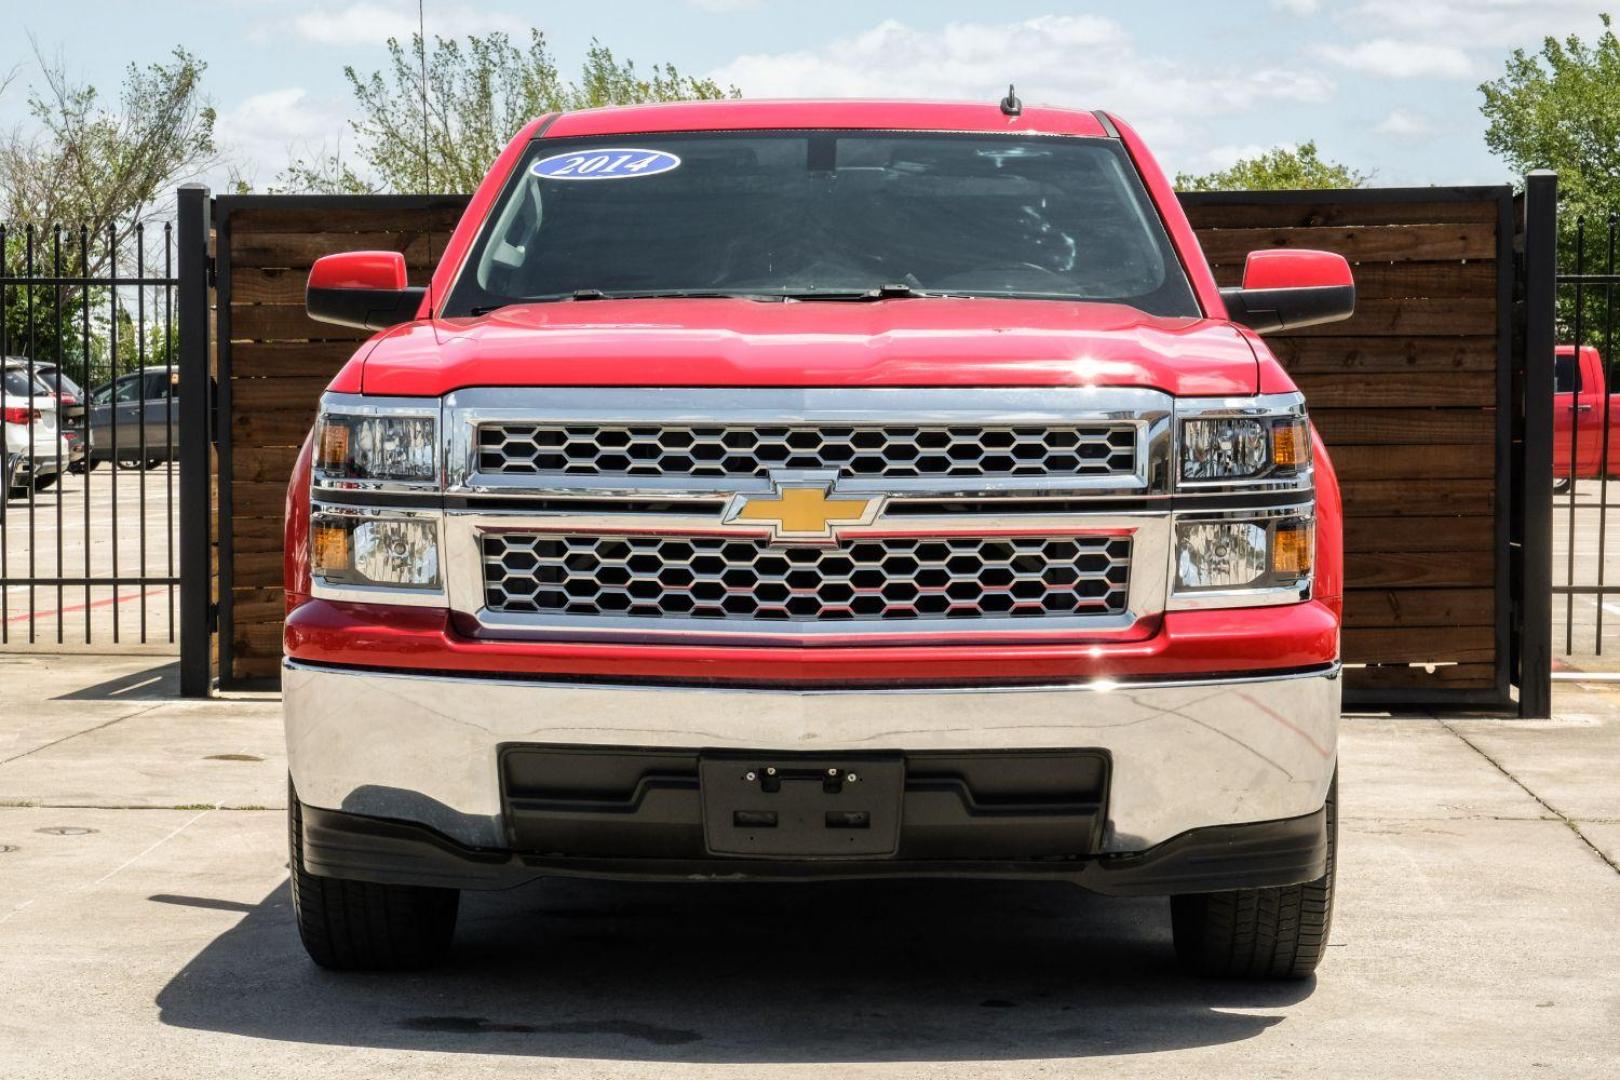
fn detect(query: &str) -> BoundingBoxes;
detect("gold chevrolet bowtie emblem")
[724,482,881,542]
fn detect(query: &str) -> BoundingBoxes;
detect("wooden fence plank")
[228,205,466,234]
[1269,336,1497,375]
[230,376,336,413]
[1182,197,1498,230]
[1194,224,1495,264]
[1338,478,1494,516]
[1343,515,1494,552]
[1343,663,1497,690]
[229,304,370,342]
[1344,587,1494,627]
[1312,408,1495,445]
[230,341,360,378]
[233,445,305,484]
[1327,444,1496,481]
[1343,625,1495,664]
[1287,298,1495,338]
[1344,550,1495,589]
[1293,371,1493,407]
[230,231,439,267]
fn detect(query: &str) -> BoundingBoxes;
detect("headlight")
[1180,416,1310,481]
[316,413,436,482]
[1174,516,1313,595]
[312,515,440,589]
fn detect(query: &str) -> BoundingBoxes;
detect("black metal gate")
[1544,172,1620,663]
[0,218,182,648]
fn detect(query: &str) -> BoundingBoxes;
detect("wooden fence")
[209,188,1520,706]
[1182,188,1513,704]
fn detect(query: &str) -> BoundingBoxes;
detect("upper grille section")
[482,533,1131,623]
[477,422,1138,481]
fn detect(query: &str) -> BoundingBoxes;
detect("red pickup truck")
[283,99,1351,979]
[1555,344,1620,487]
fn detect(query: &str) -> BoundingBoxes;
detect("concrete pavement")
[1,652,1617,1078]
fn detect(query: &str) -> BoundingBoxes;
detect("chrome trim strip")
[284,658,1341,852]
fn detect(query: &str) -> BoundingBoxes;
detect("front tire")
[288,781,460,971]
[1170,771,1337,979]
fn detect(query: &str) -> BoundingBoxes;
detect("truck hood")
[355,297,1259,398]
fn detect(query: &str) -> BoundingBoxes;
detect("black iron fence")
[0,219,181,646]
[1548,179,1620,659]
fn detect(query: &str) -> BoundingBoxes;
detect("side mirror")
[306,251,426,330]
[1220,249,1355,335]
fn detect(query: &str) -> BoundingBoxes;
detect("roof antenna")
[417,0,437,329]
[999,84,1022,117]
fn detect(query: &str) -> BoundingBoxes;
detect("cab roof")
[542,99,1114,140]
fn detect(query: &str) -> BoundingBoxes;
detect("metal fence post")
[1520,170,1557,718]
[177,184,212,697]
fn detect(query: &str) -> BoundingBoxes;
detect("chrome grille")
[481,533,1131,622]
[477,423,1137,480]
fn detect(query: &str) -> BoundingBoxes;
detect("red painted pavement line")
[4,586,169,624]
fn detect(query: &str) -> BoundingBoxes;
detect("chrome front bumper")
[284,660,1340,854]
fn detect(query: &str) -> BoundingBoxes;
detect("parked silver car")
[4,362,72,499]
[87,366,179,468]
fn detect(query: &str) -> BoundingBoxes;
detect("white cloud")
[289,2,526,46]
[1191,143,1279,173]
[709,16,1333,154]
[1342,1,1605,47]
[1374,107,1434,137]
[211,87,354,191]
[1272,0,1321,14]
[1312,37,1473,79]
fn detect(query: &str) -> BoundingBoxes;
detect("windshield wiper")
[468,290,773,315]
[779,284,956,301]
[570,289,781,301]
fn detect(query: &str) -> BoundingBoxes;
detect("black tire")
[32,473,58,492]
[1554,477,1573,495]
[1170,771,1337,980]
[288,781,460,971]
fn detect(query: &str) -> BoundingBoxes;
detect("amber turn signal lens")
[1272,420,1307,470]
[317,420,350,472]
[1272,520,1313,577]
[312,523,352,576]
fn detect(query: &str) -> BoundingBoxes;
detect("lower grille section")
[481,533,1131,623]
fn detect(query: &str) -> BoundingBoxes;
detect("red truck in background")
[1555,344,1620,489]
[282,99,1353,980]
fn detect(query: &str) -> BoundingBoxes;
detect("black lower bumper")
[297,799,1328,898]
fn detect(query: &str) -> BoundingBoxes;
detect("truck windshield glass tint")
[446,132,1199,318]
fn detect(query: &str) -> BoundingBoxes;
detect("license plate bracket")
[699,753,905,858]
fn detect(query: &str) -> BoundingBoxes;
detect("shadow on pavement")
[155,874,1312,1063]
[53,659,179,700]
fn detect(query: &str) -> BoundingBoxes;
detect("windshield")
[445,131,1199,318]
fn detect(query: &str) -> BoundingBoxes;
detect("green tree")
[1480,13,1620,345]
[280,31,737,194]
[0,47,213,388]
[1175,141,1369,192]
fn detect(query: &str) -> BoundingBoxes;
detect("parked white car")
[4,361,72,499]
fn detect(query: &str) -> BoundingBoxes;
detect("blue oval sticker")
[530,148,681,181]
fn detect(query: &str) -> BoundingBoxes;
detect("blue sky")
[0,0,1611,193]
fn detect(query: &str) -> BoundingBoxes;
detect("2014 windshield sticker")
[531,149,681,181]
